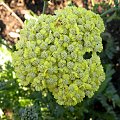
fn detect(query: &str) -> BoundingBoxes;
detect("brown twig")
[0,2,24,26]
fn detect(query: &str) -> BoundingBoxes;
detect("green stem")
[114,0,119,8]
[0,40,13,51]
[100,7,120,17]
[42,0,48,14]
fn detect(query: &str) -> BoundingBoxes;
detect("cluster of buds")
[12,6,105,106]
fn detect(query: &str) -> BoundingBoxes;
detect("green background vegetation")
[0,0,120,119]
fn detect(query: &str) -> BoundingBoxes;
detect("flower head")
[13,6,105,106]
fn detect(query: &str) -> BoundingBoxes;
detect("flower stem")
[42,0,48,14]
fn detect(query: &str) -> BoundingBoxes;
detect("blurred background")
[0,0,120,120]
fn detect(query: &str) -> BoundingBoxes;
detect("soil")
[0,2,23,43]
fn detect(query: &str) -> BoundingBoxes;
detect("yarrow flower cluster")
[12,6,105,106]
